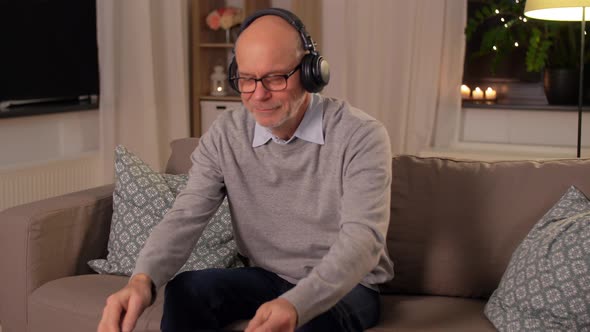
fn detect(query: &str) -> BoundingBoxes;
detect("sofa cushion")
[382,155,590,298]
[484,186,590,330]
[28,275,163,332]
[366,295,495,331]
[29,275,493,332]
[28,274,248,332]
[88,145,242,276]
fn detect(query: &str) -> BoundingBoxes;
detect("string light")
[501,17,505,22]
[518,16,522,20]
[515,0,519,3]
[523,18,527,22]
[504,24,508,28]
[514,42,519,47]
[495,9,500,14]
[493,46,497,51]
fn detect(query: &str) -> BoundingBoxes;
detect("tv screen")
[0,0,99,105]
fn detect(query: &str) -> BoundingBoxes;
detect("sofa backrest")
[381,155,590,299]
[166,137,200,174]
[165,138,590,299]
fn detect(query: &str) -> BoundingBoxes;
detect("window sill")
[0,98,98,119]
[420,143,581,161]
[462,100,581,112]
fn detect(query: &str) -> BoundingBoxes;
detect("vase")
[544,67,590,105]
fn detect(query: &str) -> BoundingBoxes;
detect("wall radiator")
[0,154,102,211]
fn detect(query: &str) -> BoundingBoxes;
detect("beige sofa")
[2,137,590,332]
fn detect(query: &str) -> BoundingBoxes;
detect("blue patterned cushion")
[485,186,590,331]
[88,145,242,276]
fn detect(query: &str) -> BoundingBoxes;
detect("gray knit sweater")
[134,95,394,326]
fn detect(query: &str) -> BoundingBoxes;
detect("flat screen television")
[0,0,99,108]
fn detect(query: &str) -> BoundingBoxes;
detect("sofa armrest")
[0,184,114,332]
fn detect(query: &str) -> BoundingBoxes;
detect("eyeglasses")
[231,64,301,93]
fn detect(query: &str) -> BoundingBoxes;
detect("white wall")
[461,107,583,147]
[0,110,99,169]
[421,106,588,160]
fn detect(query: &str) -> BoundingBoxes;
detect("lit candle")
[460,85,471,99]
[485,87,497,100]
[472,87,484,100]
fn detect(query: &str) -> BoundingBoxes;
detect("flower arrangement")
[205,7,244,31]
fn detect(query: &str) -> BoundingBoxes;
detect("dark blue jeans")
[161,267,380,332]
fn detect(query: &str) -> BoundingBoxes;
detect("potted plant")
[465,0,588,105]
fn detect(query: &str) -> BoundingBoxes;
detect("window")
[457,0,588,158]
[462,0,548,106]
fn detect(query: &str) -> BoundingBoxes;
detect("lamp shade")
[524,0,590,21]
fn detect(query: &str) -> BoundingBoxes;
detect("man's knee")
[165,269,224,308]
[162,270,226,331]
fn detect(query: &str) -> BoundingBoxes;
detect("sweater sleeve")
[280,121,393,326]
[133,126,226,288]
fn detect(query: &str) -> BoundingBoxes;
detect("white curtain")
[96,0,191,183]
[322,0,467,155]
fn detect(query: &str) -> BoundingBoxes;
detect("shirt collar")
[252,93,324,147]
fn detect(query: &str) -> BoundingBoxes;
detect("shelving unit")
[189,0,270,137]
[200,95,241,101]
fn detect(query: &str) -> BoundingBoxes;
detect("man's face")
[234,17,309,139]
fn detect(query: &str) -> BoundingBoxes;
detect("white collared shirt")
[252,94,324,147]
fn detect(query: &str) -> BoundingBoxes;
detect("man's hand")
[245,298,298,332]
[97,274,153,332]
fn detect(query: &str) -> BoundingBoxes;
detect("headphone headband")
[228,8,330,93]
[238,8,317,54]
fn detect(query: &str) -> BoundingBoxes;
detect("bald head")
[232,13,311,140]
[234,15,304,76]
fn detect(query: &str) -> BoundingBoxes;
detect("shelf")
[200,43,234,48]
[200,95,241,101]
[0,99,98,119]
[190,0,270,137]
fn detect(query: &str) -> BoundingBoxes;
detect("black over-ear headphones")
[228,8,330,93]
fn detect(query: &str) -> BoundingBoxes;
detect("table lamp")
[525,0,590,158]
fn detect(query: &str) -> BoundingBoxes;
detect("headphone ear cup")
[300,53,319,93]
[228,57,239,93]
[313,55,330,92]
[300,54,330,93]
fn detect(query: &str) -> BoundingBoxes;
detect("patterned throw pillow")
[88,145,242,276]
[484,186,590,331]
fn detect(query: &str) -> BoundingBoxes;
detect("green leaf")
[526,28,552,72]
[464,0,581,75]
